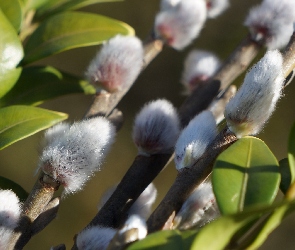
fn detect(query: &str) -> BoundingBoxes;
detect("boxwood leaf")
[0,9,24,97]
[287,122,295,187]
[279,158,292,194]
[0,0,23,32]
[0,66,95,107]
[36,0,123,20]
[0,105,68,150]
[23,11,134,64]
[212,136,280,215]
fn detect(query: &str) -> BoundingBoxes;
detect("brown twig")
[9,173,60,250]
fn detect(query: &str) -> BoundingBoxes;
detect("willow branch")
[147,128,237,232]
[282,32,295,79]
[8,173,60,250]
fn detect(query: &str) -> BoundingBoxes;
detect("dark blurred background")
[1,0,295,249]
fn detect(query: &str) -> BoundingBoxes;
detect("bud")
[85,35,144,92]
[133,99,180,155]
[244,0,295,49]
[0,228,14,249]
[181,50,221,94]
[119,215,147,240]
[0,189,21,229]
[175,111,217,170]
[160,0,181,10]
[225,50,284,138]
[173,180,219,230]
[39,117,115,195]
[98,183,157,219]
[206,0,230,19]
[155,0,207,50]
[76,226,116,250]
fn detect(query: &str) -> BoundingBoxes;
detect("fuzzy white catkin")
[155,0,207,50]
[174,180,219,230]
[225,50,284,138]
[160,0,181,10]
[119,215,147,240]
[181,50,221,94]
[76,226,116,250]
[0,189,21,229]
[39,117,115,195]
[175,111,217,170]
[98,183,157,219]
[244,0,295,49]
[206,0,230,19]
[85,35,144,92]
[0,228,14,250]
[133,99,180,155]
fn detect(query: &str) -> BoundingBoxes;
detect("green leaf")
[279,158,292,194]
[0,66,95,107]
[23,11,134,64]
[191,211,260,250]
[0,67,22,99]
[21,0,51,12]
[287,122,295,186]
[127,230,197,250]
[0,176,28,201]
[36,0,122,20]
[0,9,24,97]
[0,0,23,32]
[212,136,280,215]
[0,105,68,150]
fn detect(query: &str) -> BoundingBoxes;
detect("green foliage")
[0,8,23,99]
[0,66,96,107]
[212,136,280,215]
[23,11,134,64]
[0,0,23,32]
[287,122,295,184]
[128,230,197,250]
[35,0,123,20]
[0,105,68,150]
[0,176,28,201]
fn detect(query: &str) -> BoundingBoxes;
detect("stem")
[147,128,237,232]
[8,173,60,250]
[282,32,295,78]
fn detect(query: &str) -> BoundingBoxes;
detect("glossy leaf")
[128,230,197,250]
[213,136,280,215]
[0,176,28,201]
[287,122,295,187]
[36,0,122,20]
[23,11,134,64]
[191,211,260,249]
[0,0,23,31]
[0,66,96,107]
[0,67,22,99]
[22,0,51,12]
[0,9,24,97]
[279,158,292,194]
[0,105,68,150]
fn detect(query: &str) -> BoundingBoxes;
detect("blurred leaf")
[0,67,22,99]
[0,0,23,32]
[213,136,280,215]
[23,11,134,64]
[0,66,95,107]
[287,122,295,186]
[128,230,197,250]
[0,105,68,150]
[244,189,295,250]
[191,211,260,249]
[279,158,292,194]
[0,9,24,98]
[21,0,51,12]
[36,0,123,20]
[0,176,28,201]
